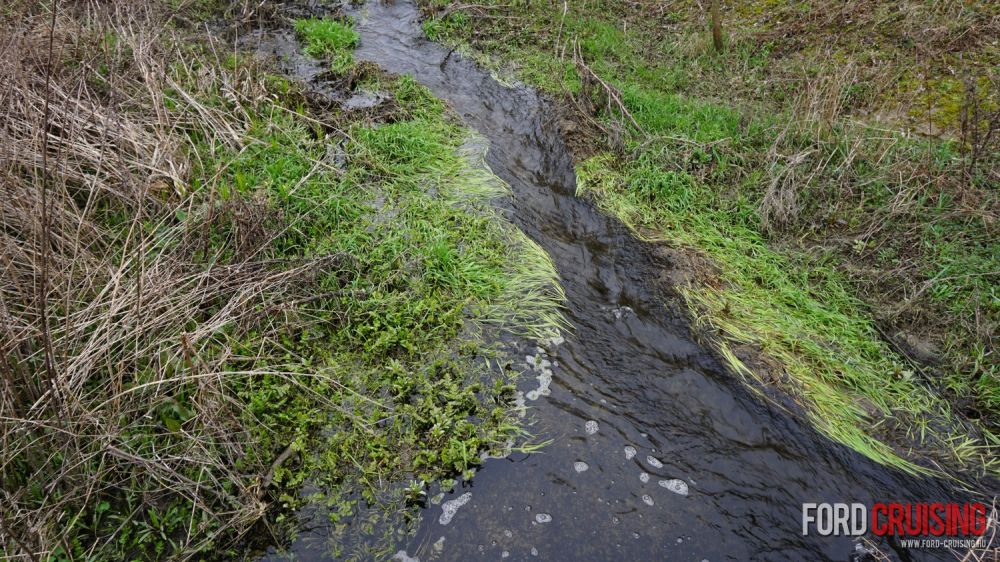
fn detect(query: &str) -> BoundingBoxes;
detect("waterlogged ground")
[254,2,984,561]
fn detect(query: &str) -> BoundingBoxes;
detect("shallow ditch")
[253,2,969,560]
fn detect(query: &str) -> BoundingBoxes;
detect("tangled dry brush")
[1,1,333,558]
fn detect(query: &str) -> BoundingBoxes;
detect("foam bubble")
[573,461,589,473]
[439,492,472,525]
[624,446,637,460]
[639,472,649,483]
[658,479,689,496]
[392,551,419,562]
[641,494,654,506]
[525,353,553,401]
[584,420,599,435]
[645,455,663,469]
[535,513,552,523]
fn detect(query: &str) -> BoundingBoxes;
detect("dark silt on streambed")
[254,2,983,560]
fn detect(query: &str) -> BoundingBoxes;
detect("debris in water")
[659,479,689,496]
[584,420,599,434]
[439,492,472,525]
[573,461,589,473]
[639,472,650,483]
[430,492,445,505]
[641,494,654,506]
[646,455,664,469]
[535,513,552,523]
[624,445,637,460]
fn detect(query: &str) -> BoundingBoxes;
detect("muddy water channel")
[259,2,970,560]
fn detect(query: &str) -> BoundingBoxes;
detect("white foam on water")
[432,537,445,554]
[439,492,472,525]
[392,551,419,562]
[513,391,527,417]
[646,455,664,469]
[545,334,565,348]
[624,445,637,460]
[535,513,552,523]
[573,461,589,473]
[584,420,599,434]
[659,479,689,496]
[525,352,553,401]
[639,472,649,483]
[641,494,654,506]
[531,547,539,556]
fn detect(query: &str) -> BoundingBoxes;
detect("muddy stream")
[253,2,967,560]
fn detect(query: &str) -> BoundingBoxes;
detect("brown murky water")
[251,2,982,560]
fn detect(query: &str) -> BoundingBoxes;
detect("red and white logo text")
[801,502,988,537]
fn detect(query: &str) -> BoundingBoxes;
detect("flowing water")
[255,2,978,560]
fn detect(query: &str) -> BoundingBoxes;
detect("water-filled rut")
[270,2,964,560]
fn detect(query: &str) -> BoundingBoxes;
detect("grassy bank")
[0,3,562,560]
[417,0,999,480]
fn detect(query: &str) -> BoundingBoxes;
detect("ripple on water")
[439,492,472,525]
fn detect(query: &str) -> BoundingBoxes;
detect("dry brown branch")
[572,39,643,136]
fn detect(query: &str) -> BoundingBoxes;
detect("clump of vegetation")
[0,1,562,560]
[294,16,359,72]
[416,0,999,481]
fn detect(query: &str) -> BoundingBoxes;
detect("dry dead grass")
[0,0,337,558]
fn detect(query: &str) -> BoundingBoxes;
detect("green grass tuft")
[294,17,359,72]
